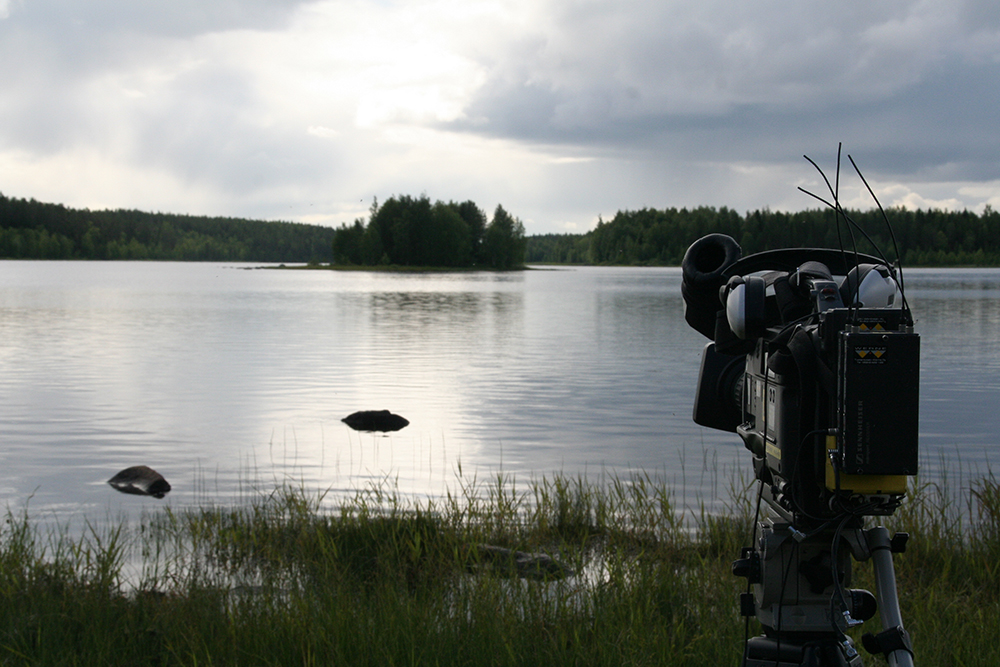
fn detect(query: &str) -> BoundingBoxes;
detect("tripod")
[734,514,915,667]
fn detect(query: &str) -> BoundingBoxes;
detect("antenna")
[848,154,914,325]
[801,152,847,259]
[801,145,863,322]
[797,148,911,323]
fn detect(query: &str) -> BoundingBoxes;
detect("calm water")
[0,262,997,522]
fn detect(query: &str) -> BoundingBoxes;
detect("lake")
[1,261,998,523]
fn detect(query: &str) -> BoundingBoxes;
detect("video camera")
[681,233,919,521]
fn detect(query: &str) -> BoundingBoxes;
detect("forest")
[0,193,336,263]
[0,192,528,268]
[330,195,527,269]
[526,205,1000,267]
[3,191,999,267]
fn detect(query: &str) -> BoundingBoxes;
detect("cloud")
[0,0,998,233]
[878,184,964,212]
[12,0,306,38]
[449,1,999,150]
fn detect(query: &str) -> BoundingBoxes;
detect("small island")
[331,196,527,270]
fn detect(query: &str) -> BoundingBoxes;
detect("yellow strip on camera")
[824,435,908,494]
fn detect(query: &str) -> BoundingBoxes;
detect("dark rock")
[470,544,574,580]
[107,466,171,499]
[342,410,409,432]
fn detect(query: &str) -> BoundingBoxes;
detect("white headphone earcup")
[726,276,766,339]
[843,264,898,308]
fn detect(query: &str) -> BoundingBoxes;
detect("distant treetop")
[0,192,336,262]
[526,205,1000,267]
[5,191,996,267]
[331,195,527,269]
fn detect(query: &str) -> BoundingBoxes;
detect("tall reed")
[0,471,997,665]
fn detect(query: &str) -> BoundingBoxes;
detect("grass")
[1,471,999,666]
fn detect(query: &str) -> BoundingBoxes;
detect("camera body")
[683,234,918,520]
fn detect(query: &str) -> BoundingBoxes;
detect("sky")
[1,0,998,235]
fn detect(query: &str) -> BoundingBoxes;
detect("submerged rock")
[107,466,171,499]
[471,544,574,581]
[342,410,409,432]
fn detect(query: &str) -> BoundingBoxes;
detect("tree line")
[527,205,1000,267]
[6,190,999,267]
[331,195,527,269]
[0,193,336,262]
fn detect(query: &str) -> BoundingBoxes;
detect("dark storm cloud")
[445,0,1000,183]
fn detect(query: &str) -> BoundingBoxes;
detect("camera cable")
[829,511,857,637]
[827,498,880,642]
[740,479,765,667]
[786,429,841,525]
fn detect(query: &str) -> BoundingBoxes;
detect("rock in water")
[471,544,574,580]
[107,466,171,498]
[342,410,409,432]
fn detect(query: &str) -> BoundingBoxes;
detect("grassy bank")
[2,472,999,666]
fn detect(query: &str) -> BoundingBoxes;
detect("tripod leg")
[866,527,915,667]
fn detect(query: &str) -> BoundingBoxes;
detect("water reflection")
[0,263,996,526]
[904,269,1000,477]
